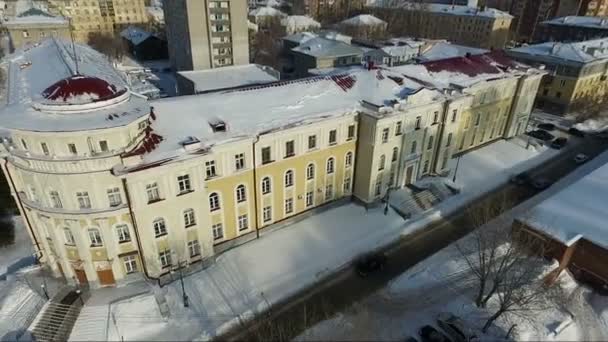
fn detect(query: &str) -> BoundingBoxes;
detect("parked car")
[510,172,530,186]
[418,325,451,342]
[538,123,556,131]
[526,130,555,141]
[436,313,478,342]
[355,252,387,277]
[574,153,589,164]
[568,127,585,137]
[531,177,552,190]
[550,137,568,149]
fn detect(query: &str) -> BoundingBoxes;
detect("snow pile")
[340,14,387,27]
[0,277,44,337]
[249,6,286,18]
[573,117,608,133]
[281,15,321,34]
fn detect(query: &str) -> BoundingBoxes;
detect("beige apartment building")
[0,39,542,288]
[4,8,70,51]
[47,0,148,42]
[163,0,250,71]
[370,3,513,49]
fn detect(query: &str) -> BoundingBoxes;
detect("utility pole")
[452,155,462,183]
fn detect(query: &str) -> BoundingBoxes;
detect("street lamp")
[452,155,462,183]
[75,289,84,305]
[171,265,189,308]
[383,187,394,216]
[40,284,49,300]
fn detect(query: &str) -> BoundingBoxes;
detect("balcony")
[19,192,128,216]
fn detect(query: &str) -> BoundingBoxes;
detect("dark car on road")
[568,127,585,137]
[538,123,556,131]
[418,325,451,342]
[550,137,568,149]
[526,130,555,141]
[510,172,530,186]
[531,177,552,190]
[355,252,387,277]
[436,313,478,342]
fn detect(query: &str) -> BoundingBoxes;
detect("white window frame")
[184,209,196,227]
[326,158,335,174]
[209,192,221,211]
[159,250,172,268]
[285,198,294,215]
[306,163,315,180]
[261,177,271,194]
[116,224,131,243]
[188,240,201,258]
[306,191,314,207]
[64,228,75,245]
[146,182,160,203]
[263,206,272,223]
[124,255,137,273]
[236,185,247,203]
[238,214,249,231]
[153,218,167,237]
[177,174,192,194]
[284,170,294,187]
[107,187,122,207]
[88,228,103,247]
[76,191,91,209]
[235,153,245,170]
[212,223,224,240]
[205,160,217,178]
[49,190,62,208]
[345,152,353,167]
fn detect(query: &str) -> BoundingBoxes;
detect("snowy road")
[223,135,608,341]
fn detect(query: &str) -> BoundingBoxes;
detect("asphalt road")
[221,135,608,341]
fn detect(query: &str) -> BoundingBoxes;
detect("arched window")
[209,192,220,211]
[306,163,315,180]
[345,152,353,167]
[262,177,271,194]
[392,147,399,162]
[284,170,294,187]
[116,224,131,242]
[183,209,196,227]
[326,157,335,174]
[378,155,385,171]
[63,228,75,245]
[236,185,247,203]
[153,218,167,237]
[88,228,103,246]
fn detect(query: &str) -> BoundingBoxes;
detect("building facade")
[4,8,70,51]
[0,39,542,288]
[370,3,513,49]
[163,0,250,71]
[535,16,608,42]
[508,37,608,113]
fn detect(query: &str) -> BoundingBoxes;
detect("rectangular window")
[159,250,172,268]
[116,224,131,243]
[329,130,337,145]
[343,177,351,193]
[427,136,434,150]
[146,183,160,203]
[184,209,196,227]
[395,121,402,136]
[77,191,91,209]
[124,255,137,274]
[433,111,439,124]
[475,113,481,126]
[465,116,471,129]
[68,143,77,155]
[381,128,389,143]
[285,198,294,214]
[177,175,192,194]
[285,140,295,158]
[188,240,201,258]
[263,206,272,223]
[107,187,122,207]
[308,135,317,149]
[99,140,109,152]
[262,147,272,164]
[442,150,449,170]
[50,191,62,208]
[205,160,217,178]
[89,229,103,247]
[306,191,314,207]
[238,214,249,231]
[446,133,453,147]
[415,116,421,129]
[375,177,382,196]
[212,223,224,240]
[325,184,333,201]
[40,142,49,156]
[347,125,356,140]
[451,110,457,123]
[423,160,430,173]
[64,228,75,245]
[235,153,245,170]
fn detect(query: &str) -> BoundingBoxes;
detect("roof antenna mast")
[68,17,80,75]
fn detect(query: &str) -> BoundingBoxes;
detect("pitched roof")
[366,1,513,19]
[120,26,156,46]
[293,37,364,58]
[542,16,608,29]
[340,14,387,27]
[509,38,608,64]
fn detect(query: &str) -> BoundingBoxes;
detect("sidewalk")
[97,135,567,341]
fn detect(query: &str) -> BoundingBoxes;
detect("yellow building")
[0,39,543,287]
[508,37,608,114]
[47,0,148,42]
[370,2,513,49]
[3,8,71,52]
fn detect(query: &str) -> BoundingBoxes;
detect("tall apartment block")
[163,0,250,71]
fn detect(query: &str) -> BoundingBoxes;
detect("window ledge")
[119,240,132,244]
[329,142,337,146]
[261,160,275,165]
[64,243,76,247]
[346,137,355,141]
[185,224,196,228]
[155,233,168,239]
[177,189,194,197]
[284,153,295,159]
[148,198,165,205]
[205,175,220,181]
[90,244,104,248]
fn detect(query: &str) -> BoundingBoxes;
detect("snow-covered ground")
[80,135,574,341]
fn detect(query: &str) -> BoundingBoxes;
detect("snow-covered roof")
[146,6,164,23]
[293,37,364,58]
[340,14,387,27]
[178,64,279,94]
[283,31,317,45]
[417,41,488,62]
[281,15,321,33]
[542,16,608,30]
[509,38,608,65]
[120,26,156,46]
[367,1,513,19]
[249,6,286,17]
[520,160,608,249]
[4,7,68,26]
[0,38,149,132]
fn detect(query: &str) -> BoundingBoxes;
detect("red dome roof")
[42,75,124,104]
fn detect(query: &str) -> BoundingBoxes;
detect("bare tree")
[251,17,286,70]
[87,32,127,63]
